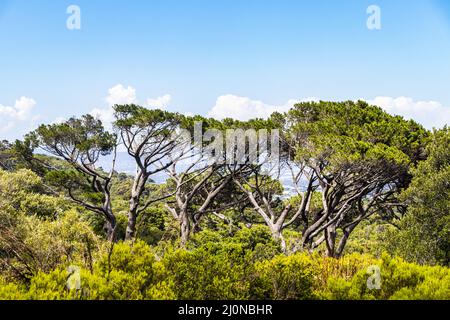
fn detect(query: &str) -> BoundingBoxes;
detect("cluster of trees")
[0,101,449,299]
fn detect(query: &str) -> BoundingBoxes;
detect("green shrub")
[188,226,281,262]
[24,241,158,300]
[0,209,101,281]
[136,206,170,245]
[159,247,252,300]
[252,254,315,300]
[0,169,67,218]
[2,234,450,301]
[320,254,450,300]
[0,277,25,300]
[390,272,450,300]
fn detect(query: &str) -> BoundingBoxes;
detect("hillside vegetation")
[0,101,448,300]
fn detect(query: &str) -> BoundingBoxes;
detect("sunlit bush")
[251,254,315,299]
[320,254,450,300]
[0,209,101,281]
[1,230,450,300]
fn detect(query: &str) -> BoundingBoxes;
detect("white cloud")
[51,117,67,125]
[105,84,137,106]
[90,84,173,128]
[368,96,450,129]
[0,97,36,120]
[207,94,449,129]
[90,106,116,128]
[207,95,318,120]
[87,87,450,134]
[146,94,172,109]
[0,97,38,134]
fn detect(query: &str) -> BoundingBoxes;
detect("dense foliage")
[1,238,449,300]
[384,127,450,265]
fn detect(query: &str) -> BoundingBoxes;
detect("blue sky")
[1,0,450,140]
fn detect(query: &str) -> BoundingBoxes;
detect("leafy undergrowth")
[1,236,449,300]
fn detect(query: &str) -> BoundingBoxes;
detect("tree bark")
[105,215,118,242]
[125,172,147,240]
[271,226,287,253]
[325,226,337,258]
[180,209,190,247]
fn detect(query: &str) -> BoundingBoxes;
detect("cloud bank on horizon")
[207,95,320,120]
[208,94,450,129]
[1,84,449,141]
[91,85,450,130]
[367,96,450,129]
[90,84,172,129]
[95,84,449,130]
[0,97,39,137]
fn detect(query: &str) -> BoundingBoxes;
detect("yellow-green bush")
[0,169,67,217]
[0,277,25,300]
[309,253,376,290]
[320,254,450,300]
[0,209,101,281]
[2,237,450,300]
[251,254,315,299]
[25,241,158,300]
[158,247,252,300]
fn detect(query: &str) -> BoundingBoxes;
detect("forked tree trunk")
[166,203,192,247]
[271,227,287,253]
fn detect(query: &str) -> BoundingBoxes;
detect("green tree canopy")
[386,127,450,266]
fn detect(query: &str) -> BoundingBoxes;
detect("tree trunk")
[325,227,337,258]
[104,187,118,242]
[105,215,118,242]
[180,209,190,247]
[125,208,137,241]
[275,232,287,253]
[125,173,147,240]
[335,225,356,258]
[125,192,140,240]
[270,224,287,253]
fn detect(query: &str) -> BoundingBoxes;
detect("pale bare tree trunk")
[180,210,190,247]
[125,172,147,240]
[125,205,138,240]
[271,226,287,253]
